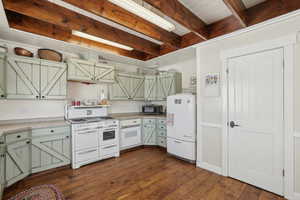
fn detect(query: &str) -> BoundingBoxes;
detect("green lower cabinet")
[31,127,71,174]
[5,136,31,187]
[143,118,167,147]
[0,138,5,199]
[142,121,157,145]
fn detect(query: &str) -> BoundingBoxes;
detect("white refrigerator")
[167,94,196,161]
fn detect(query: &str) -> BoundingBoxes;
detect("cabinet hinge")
[283,169,285,177]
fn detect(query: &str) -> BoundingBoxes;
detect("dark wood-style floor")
[3,147,286,200]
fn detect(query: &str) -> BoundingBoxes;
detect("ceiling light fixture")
[108,0,176,32]
[72,31,134,51]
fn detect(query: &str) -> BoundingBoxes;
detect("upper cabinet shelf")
[67,58,115,84]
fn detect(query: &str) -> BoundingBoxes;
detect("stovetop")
[68,116,114,124]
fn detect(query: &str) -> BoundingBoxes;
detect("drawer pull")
[78,149,97,155]
[26,140,31,144]
[66,136,70,139]
[103,145,117,149]
[50,130,54,133]
[17,135,21,138]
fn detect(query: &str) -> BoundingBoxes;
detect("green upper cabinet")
[40,60,67,100]
[67,58,115,83]
[160,72,182,97]
[5,55,68,100]
[109,73,144,101]
[131,75,145,100]
[144,75,157,101]
[6,56,40,100]
[0,53,5,99]
[95,63,115,83]
[67,58,95,82]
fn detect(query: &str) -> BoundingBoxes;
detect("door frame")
[220,34,296,199]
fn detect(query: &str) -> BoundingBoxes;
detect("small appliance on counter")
[142,104,164,115]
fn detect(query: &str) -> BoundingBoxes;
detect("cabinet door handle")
[26,140,31,144]
[50,130,54,133]
[17,135,21,138]
[36,96,39,99]
[66,136,70,139]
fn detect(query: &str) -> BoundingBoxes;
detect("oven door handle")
[103,145,117,149]
[76,130,98,134]
[121,125,141,129]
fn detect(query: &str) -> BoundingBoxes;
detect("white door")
[228,48,284,195]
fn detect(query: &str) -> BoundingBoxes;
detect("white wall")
[196,14,300,195]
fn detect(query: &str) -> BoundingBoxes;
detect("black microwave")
[142,105,163,114]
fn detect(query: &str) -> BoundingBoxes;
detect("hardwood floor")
[3,147,286,200]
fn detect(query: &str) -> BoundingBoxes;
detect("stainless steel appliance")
[142,104,163,115]
[65,105,120,169]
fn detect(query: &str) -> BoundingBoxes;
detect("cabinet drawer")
[143,118,156,125]
[121,119,141,127]
[5,131,30,143]
[157,137,166,148]
[157,130,166,137]
[75,148,99,163]
[100,144,118,157]
[157,124,166,130]
[157,119,166,125]
[32,126,70,137]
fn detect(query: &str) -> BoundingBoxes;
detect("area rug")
[8,184,65,200]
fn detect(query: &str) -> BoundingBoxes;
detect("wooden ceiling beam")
[62,0,182,49]
[6,11,148,61]
[143,0,209,40]
[3,0,161,56]
[223,0,247,27]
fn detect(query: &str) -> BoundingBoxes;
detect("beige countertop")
[0,113,166,137]
[110,113,166,120]
[0,118,69,137]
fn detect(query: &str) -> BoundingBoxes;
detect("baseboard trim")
[196,161,222,175]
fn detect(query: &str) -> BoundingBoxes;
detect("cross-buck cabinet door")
[143,124,156,145]
[40,60,67,100]
[5,139,31,187]
[144,76,157,101]
[156,75,166,101]
[67,58,95,82]
[0,53,5,99]
[31,134,71,174]
[109,74,130,100]
[131,75,145,101]
[95,63,115,83]
[6,56,40,99]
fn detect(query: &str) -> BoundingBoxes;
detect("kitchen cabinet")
[156,119,167,148]
[67,58,115,83]
[6,55,40,99]
[31,126,71,173]
[144,76,157,101]
[95,62,115,83]
[109,73,144,101]
[0,137,5,199]
[0,53,5,99]
[5,131,31,187]
[5,55,68,100]
[157,72,182,100]
[40,60,67,100]
[142,119,157,145]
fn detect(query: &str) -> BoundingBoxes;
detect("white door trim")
[221,34,296,199]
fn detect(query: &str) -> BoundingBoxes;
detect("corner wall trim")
[197,161,222,175]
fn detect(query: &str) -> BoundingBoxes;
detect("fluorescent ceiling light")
[108,0,175,32]
[72,30,134,51]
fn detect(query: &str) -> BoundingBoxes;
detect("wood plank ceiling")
[2,0,300,61]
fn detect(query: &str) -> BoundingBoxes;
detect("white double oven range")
[65,105,119,169]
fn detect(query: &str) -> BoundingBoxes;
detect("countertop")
[0,118,69,137]
[110,113,166,120]
[0,113,166,137]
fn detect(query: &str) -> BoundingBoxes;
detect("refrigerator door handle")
[167,113,174,126]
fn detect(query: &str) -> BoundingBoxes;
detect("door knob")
[230,121,240,128]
